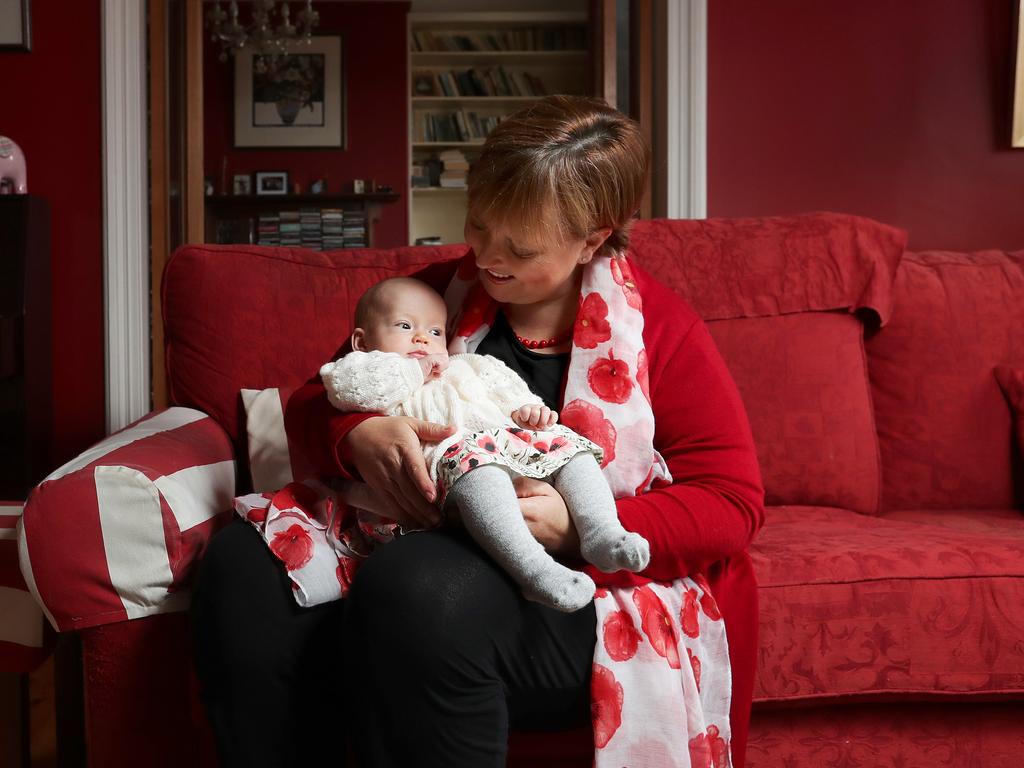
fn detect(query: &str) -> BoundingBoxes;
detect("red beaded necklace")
[512,326,574,350]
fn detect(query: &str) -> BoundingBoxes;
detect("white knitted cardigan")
[319,350,545,480]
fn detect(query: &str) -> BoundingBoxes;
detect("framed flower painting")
[234,35,346,149]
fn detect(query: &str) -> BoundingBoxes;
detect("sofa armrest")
[18,408,236,632]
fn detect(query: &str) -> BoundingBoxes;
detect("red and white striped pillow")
[18,408,236,632]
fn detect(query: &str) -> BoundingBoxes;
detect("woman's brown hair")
[466,94,650,256]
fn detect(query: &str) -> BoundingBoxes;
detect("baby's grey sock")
[553,453,650,573]
[447,465,595,612]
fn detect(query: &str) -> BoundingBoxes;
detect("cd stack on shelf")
[279,211,301,247]
[300,208,323,251]
[322,208,345,249]
[343,210,367,248]
[257,212,281,246]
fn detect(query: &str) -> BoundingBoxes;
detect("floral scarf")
[445,253,734,766]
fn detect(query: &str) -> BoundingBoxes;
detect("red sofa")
[18,213,1024,767]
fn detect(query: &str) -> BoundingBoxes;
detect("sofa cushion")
[163,243,468,454]
[994,366,1024,465]
[707,313,880,514]
[629,213,906,513]
[866,250,1024,510]
[751,506,1024,703]
[241,387,304,493]
[627,212,906,324]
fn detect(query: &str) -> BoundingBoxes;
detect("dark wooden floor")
[0,658,57,767]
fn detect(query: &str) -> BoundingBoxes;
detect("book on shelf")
[411,67,548,99]
[414,110,502,142]
[410,27,586,53]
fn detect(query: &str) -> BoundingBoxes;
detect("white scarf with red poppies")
[445,253,734,767]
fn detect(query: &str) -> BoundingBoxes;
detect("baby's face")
[354,283,449,360]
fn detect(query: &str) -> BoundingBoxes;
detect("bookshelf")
[204,193,399,249]
[408,11,590,246]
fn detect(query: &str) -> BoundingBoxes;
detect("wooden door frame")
[148,0,205,412]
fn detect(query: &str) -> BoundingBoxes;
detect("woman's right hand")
[342,416,456,529]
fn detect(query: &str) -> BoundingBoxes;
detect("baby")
[319,277,650,612]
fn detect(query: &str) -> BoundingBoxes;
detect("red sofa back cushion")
[866,250,1024,510]
[628,213,905,514]
[163,243,467,451]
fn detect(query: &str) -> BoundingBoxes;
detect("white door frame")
[102,0,151,433]
[666,0,707,219]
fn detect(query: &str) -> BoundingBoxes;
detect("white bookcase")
[407,11,590,245]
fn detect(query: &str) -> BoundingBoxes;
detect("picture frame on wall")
[1013,7,1024,148]
[0,0,31,52]
[234,36,346,149]
[256,171,289,196]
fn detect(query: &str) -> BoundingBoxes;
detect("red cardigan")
[284,256,765,764]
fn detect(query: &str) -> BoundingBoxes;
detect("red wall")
[204,1,410,248]
[1,0,105,467]
[708,0,1024,251]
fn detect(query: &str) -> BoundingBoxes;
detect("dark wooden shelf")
[205,192,400,207]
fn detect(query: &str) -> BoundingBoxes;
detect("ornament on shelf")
[0,136,27,194]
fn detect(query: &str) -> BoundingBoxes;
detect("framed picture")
[256,171,289,196]
[0,0,31,52]
[1014,8,1024,148]
[234,35,346,149]
[232,173,252,195]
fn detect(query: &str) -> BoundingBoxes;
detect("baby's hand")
[417,353,449,381]
[513,404,557,430]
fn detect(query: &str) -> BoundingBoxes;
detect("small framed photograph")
[232,173,252,195]
[0,0,31,52]
[256,171,289,196]
[352,179,365,194]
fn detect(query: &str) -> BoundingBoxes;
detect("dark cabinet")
[0,195,52,498]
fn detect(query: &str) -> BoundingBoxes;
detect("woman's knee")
[346,529,519,665]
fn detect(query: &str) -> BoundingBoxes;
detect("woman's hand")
[513,477,581,559]
[342,416,456,529]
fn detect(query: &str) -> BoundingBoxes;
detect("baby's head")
[351,277,449,360]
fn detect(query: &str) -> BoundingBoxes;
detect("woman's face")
[464,211,609,306]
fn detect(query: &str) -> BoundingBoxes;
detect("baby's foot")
[582,529,651,574]
[523,568,596,613]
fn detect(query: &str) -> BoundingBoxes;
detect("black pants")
[190,519,596,768]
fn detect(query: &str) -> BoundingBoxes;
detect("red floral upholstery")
[747,702,1024,767]
[866,250,1024,511]
[751,506,1024,702]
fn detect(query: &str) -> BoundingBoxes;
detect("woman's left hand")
[513,477,581,559]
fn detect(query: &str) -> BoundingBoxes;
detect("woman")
[191,95,764,768]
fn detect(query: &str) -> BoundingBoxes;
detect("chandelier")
[207,1,320,68]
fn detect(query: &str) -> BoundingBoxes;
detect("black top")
[475,311,569,412]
